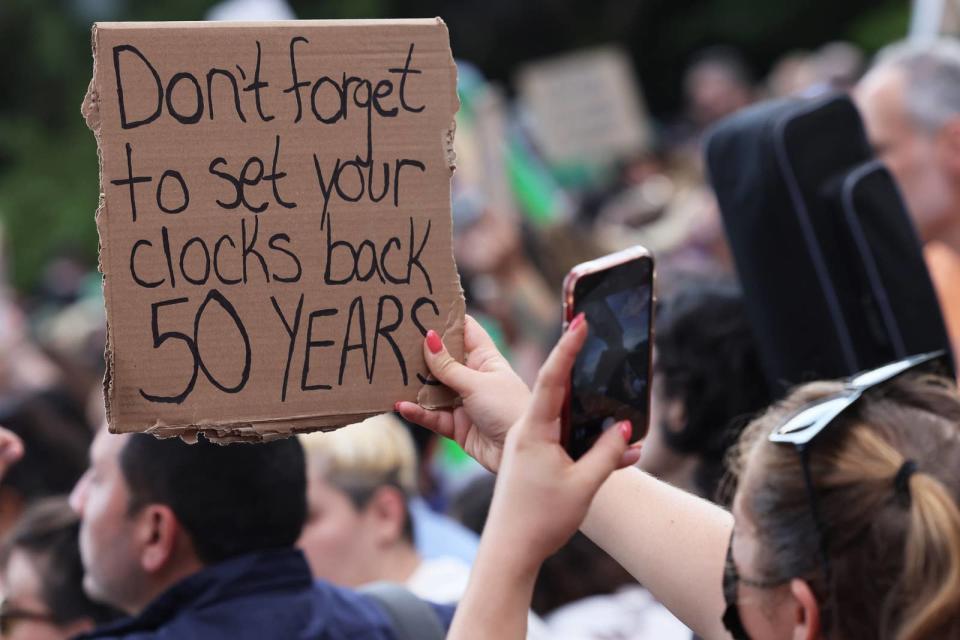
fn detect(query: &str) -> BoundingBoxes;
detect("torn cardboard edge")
[95,17,451,30]
[417,291,465,409]
[81,46,115,431]
[87,19,465,442]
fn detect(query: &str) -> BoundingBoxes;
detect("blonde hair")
[299,413,418,497]
[731,374,960,640]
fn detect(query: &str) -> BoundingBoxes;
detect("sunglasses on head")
[721,350,948,640]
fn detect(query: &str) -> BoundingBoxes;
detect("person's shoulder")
[356,581,455,639]
[311,579,399,639]
[71,617,159,640]
[427,600,456,630]
[78,582,400,640]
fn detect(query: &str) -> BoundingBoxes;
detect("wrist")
[478,521,550,577]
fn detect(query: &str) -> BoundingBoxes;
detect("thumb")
[463,314,498,354]
[574,420,632,490]
[423,329,480,396]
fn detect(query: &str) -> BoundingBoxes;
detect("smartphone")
[561,246,654,460]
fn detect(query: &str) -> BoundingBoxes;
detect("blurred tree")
[0,0,226,294]
[0,0,909,292]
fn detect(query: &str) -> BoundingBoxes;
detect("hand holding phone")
[562,246,654,459]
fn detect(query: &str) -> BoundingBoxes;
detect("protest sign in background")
[516,47,652,167]
[84,19,465,441]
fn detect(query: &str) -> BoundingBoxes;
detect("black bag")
[705,93,954,393]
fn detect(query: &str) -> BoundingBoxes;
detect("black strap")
[798,444,834,632]
[360,582,446,640]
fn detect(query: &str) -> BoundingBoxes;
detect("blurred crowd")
[2,0,960,634]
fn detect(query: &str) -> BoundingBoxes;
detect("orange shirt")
[924,241,960,379]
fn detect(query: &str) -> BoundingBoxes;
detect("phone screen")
[568,257,653,459]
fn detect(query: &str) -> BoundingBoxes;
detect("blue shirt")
[410,497,479,565]
[77,548,452,639]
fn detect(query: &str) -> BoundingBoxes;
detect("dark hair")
[0,388,91,501]
[735,374,960,640]
[119,434,306,565]
[532,533,636,616]
[450,474,496,536]
[0,497,118,625]
[452,471,633,615]
[654,282,771,498]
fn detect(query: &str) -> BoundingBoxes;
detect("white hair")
[870,38,960,132]
[299,413,418,496]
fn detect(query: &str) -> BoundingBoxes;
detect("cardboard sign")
[516,47,651,166]
[83,19,464,441]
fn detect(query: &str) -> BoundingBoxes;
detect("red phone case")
[561,245,655,450]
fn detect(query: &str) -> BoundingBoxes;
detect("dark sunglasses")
[723,531,785,640]
[721,350,948,640]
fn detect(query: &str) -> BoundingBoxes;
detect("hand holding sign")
[85,20,465,441]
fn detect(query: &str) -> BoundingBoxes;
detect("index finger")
[463,314,496,353]
[395,401,455,440]
[526,314,588,425]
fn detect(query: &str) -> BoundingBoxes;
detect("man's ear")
[366,486,409,546]
[135,504,180,574]
[788,578,822,640]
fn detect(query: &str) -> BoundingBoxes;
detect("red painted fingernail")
[394,401,403,412]
[426,330,443,354]
[569,312,586,332]
[618,421,633,443]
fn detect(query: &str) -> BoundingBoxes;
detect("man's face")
[69,430,144,614]
[296,475,380,587]
[855,67,956,240]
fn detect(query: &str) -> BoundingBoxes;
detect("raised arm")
[582,467,733,639]
[447,316,637,640]
[400,317,733,639]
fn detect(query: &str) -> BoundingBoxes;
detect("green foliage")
[0,1,102,291]
[848,1,912,52]
[0,119,100,291]
[0,0,224,292]
[291,0,386,19]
